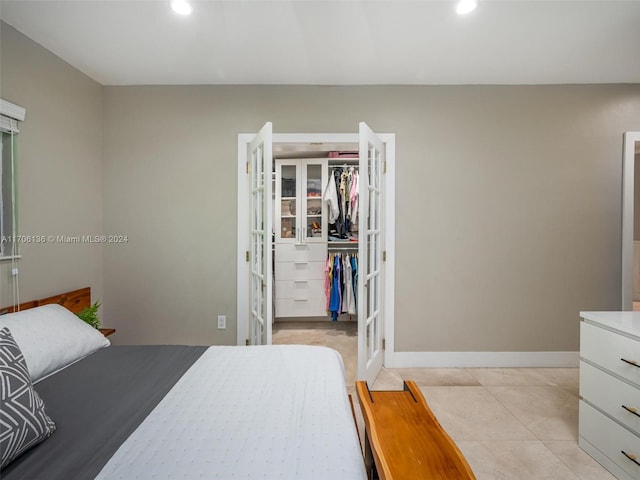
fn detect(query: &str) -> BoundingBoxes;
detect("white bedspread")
[95,345,366,480]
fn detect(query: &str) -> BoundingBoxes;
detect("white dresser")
[274,243,326,317]
[579,312,640,480]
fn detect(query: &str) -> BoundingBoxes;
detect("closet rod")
[328,244,359,251]
[328,159,359,166]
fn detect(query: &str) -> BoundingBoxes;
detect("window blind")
[0,115,19,134]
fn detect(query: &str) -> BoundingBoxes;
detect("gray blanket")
[2,345,207,480]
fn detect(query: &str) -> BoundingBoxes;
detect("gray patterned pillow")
[0,327,56,469]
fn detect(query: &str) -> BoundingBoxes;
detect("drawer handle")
[622,405,640,418]
[622,450,640,467]
[621,358,640,368]
[293,298,308,302]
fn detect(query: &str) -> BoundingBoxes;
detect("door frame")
[622,131,640,310]
[237,132,396,371]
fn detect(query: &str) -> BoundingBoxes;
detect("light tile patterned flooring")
[273,321,615,480]
[370,367,614,480]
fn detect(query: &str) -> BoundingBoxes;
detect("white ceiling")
[1,0,639,86]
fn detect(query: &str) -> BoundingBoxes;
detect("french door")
[358,122,385,385]
[247,122,273,345]
[242,124,387,385]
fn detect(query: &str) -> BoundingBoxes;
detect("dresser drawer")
[275,279,325,300]
[275,261,325,281]
[275,296,327,318]
[580,400,640,480]
[581,321,640,388]
[580,361,640,436]
[275,243,326,262]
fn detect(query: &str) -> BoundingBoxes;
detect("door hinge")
[246,338,249,346]
[382,338,386,350]
[383,160,387,174]
[246,250,250,262]
[383,250,387,262]
[246,162,250,174]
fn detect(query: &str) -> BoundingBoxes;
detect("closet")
[273,147,360,322]
[325,158,360,321]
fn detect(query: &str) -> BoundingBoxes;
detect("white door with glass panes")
[274,158,328,317]
[358,122,385,385]
[247,122,273,345]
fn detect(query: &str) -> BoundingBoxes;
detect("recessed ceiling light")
[171,0,192,16]
[456,0,478,15]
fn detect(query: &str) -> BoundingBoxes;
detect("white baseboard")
[385,351,579,368]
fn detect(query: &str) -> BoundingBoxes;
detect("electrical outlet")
[11,268,18,276]
[217,315,226,329]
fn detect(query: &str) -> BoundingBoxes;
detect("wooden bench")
[356,380,476,480]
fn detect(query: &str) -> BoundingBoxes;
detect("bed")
[0,288,366,480]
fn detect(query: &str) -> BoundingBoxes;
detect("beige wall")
[102,84,640,351]
[0,23,104,308]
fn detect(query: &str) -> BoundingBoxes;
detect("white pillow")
[0,304,110,383]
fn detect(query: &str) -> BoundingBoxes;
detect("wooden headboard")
[1,287,91,315]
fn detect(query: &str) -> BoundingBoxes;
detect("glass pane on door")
[305,163,323,240]
[280,165,296,240]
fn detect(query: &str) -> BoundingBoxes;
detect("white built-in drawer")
[275,243,327,262]
[580,361,640,436]
[275,279,325,300]
[579,400,640,480]
[581,321,640,388]
[275,261,325,281]
[275,296,327,318]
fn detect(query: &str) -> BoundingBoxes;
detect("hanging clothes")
[342,254,356,315]
[333,169,347,237]
[329,254,342,321]
[325,160,360,320]
[340,168,350,225]
[326,252,358,320]
[350,169,359,227]
[323,170,340,224]
[326,166,359,240]
[324,255,333,311]
[351,254,358,309]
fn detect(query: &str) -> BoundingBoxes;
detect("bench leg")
[363,431,375,480]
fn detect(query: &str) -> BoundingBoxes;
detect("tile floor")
[365,367,615,480]
[273,321,615,479]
